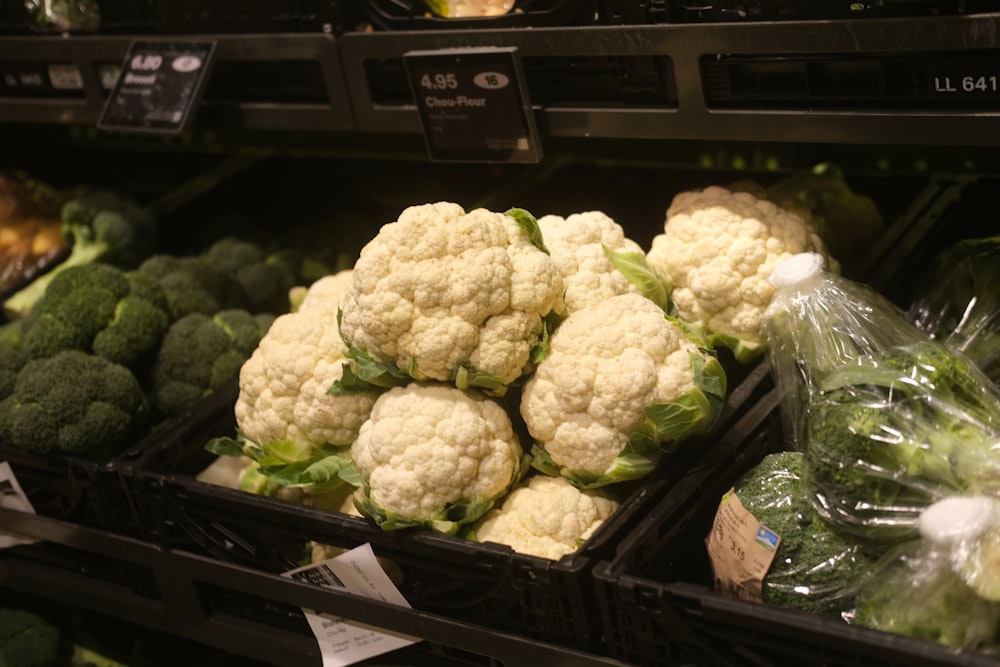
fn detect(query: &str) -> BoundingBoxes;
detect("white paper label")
[283,543,420,666]
[0,461,39,548]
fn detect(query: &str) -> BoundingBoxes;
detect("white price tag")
[283,543,420,666]
[0,461,39,548]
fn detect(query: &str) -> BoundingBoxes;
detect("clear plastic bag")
[710,450,872,616]
[906,235,1000,386]
[761,253,1000,546]
[847,496,1000,651]
[24,0,100,32]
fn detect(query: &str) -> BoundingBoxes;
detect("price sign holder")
[404,47,542,163]
[99,40,216,134]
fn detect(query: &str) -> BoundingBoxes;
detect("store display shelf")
[0,33,354,131]
[0,507,635,667]
[3,14,1000,145]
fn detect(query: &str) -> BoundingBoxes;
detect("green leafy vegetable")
[730,451,872,616]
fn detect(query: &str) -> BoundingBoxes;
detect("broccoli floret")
[0,350,151,458]
[201,236,302,314]
[0,320,28,400]
[3,190,157,320]
[732,451,872,616]
[136,254,248,321]
[149,309,274,418]
[0,349,29,402]
[805,341,1000,545]
[18,263,171,372]
[0,607,61,667]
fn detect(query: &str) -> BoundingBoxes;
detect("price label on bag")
[99,40,216,134]
[404,47,542,163]
[706,488,782,604]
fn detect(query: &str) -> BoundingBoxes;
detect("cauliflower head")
[468,474,620,560]
[646,185,829,362]
[351,383,525,534]
[223,270,377,493]
[339,202,564,391]
[536,211,642,314]
[521,293,726,488]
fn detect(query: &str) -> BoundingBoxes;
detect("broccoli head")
[767,162,884,276]
[3,190,157,320]
[136,254,249,321]
[0,606,61,667]
[201,236,302,314]
[804,341,1000,545]
[0,350,151,458]
[19,263,171,371]
[732,451,872,616]
[149,309,275,417]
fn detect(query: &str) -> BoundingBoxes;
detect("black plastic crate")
[592,389,1000,667]
[0,507,636,666]
[591,189,1000,667]
[0,379,239,537]
[119,357,774,654]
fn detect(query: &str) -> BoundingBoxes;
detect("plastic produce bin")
[0,379,239,536]
[117,356,774,654]
[591,183,1000,667]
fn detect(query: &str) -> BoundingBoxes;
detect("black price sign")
[404,47,542,163]
[99,40,216,134]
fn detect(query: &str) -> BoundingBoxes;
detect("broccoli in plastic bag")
[761,253,1000,547]
[848,495,1000,651]
[25,0,99,32]
[707,451,872,616]
[906,234,1000,386]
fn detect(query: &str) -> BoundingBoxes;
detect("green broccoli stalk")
[3,191,157,320]
[136,254,249,321]
[201,236,303,314]
[0,606,62,667]
[0,350,151,458]
[148,309,275,418]
[19,263,171,373]
[729,451,873,616]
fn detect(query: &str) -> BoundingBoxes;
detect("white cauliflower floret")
[646,185,829,362]
[339,202,564,388]
[470,474,620,560]
[351,383,524,534]
[537,211,643,313]
[521,293,726,487]
[297,270,355,313]
[235,269,377,458]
